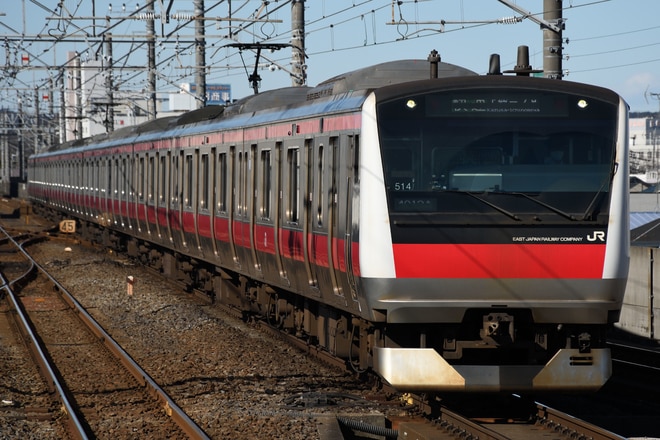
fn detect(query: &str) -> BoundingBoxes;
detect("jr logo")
[587,231,606,242]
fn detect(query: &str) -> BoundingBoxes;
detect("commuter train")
[27,49,630,393]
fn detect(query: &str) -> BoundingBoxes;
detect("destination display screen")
[426,92,570,117]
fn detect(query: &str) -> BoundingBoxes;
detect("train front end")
[358,76,629,392]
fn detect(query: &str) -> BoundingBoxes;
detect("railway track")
[0,225,209,439]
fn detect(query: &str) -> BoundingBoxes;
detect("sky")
[1,0,660,113]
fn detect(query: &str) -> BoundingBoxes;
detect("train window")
[287,147,300,223]
[217,153,227,213]
[185,154,193,208]
[260,149,272,220]
[200,153,209,210]
[316,145,324,226]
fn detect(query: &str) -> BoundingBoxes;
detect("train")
[27,47,630,393]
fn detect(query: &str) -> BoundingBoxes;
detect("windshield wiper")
[510,192,577,221]
[444,190,520,221]
[581,166,614,221]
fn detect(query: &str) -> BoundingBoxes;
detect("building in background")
[630,116,660,189]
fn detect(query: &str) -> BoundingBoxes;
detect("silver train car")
[28,52,630,392]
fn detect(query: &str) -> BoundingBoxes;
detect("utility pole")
[74,55,83,140]
[543,0,563,79]
[59,70,66,144]
[1,111,8,192]
[291,0,306,87]
[48,77,55,149]
[17,95,24,181]
[194,0,206,109]
[105,34,115,133]
[146,0,157,120]
[34,86,40,154]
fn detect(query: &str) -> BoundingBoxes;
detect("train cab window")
[200,153,209,210]
[287,147,300,223]
[377,87,617,216]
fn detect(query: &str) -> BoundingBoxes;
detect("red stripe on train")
[392,243,606,279]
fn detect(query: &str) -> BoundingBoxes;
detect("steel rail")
[535,403,626,440]
[0,227,89,440]
[1,226,211,440]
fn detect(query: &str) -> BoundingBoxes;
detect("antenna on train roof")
[503,45,543,76]
[427,49,440,79]
[488,54,502,75]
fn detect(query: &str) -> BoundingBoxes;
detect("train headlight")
[406,99,417,109]
[577,99,588,109]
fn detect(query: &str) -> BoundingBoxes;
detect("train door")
[82,156,90,219]
[103,157,112,226]
[228,145,239,267]
[156,151,170,244]
[248,144,262,275]
[233,143,252,271]
[327,135,358,301]
[171,150,183,247]
[344,135,359,301]
[280,144,303,290]
[73,159,80,215]
[166,150,179,248]
[212,149,229,264]
[273,142,287,281]
[94,159,101,222]
[64,160,71,212]
[302,139,319,293]
[111,157,120,227]
[197,149,210,257]
[327,137,342,298]
[136,154,145,233]
[100,158,108,225]
[146,152,157,239]
[124,154,134,231]
[182,149,201,255]
[121,155,129,228]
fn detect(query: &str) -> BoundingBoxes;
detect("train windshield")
[377,87,618,219]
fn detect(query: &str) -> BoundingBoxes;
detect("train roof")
[309,59,476,96]
[34,59,477,157]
